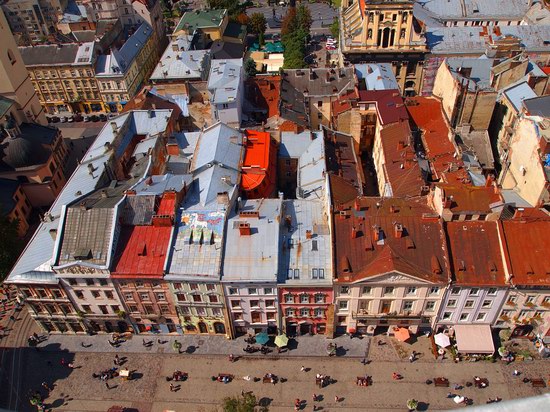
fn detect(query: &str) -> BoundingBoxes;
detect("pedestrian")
[300,365,306,372]
[41,382,51,392]
[447,392,453,398]
[335,395,341,402]
[114,355,119,366]
[513,370,520,376]
[33,332,39,341]
[169,383,175,392]
[105,381,110,389]
[294,398,301,411]
[9,315,15,322]
[312,393,317,402]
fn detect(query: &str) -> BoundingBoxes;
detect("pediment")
[356,271,435,285]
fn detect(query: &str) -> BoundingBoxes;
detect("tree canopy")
[249,13,267,35]
[221,392,259,412]
[244,58,258,77]
[0,214,21,281]
[281,5,312,69]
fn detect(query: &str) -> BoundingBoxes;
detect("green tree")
[330,17,339,39]
[0,214,21,281]
[296,5,312,33]
[281,6,311,69]
[221,392,259,412]
[207,0,244,18]
[281,7,297,38]
[407,399,418,411]
[244,58,258,77]
[249,13,267,35]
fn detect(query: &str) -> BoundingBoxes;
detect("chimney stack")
[351,226,358,239]
[238,222,251,236]
[394,223,404,238]
[306,230,312,239]
[354,198,361,211]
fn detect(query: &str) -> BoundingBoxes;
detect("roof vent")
[340,256,352,273]
[431,255,442,274]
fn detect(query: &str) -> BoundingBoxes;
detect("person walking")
[294,398,301,411]
[169,383,175,392]
[105,381,110,389]
[335,395,341,402]
[300,365,306,372]
[41,382,51,392]
[312,393,317,402]
[114,355,119,366]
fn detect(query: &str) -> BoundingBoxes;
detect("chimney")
[373,226,380,241]
[513,207,525,219]
[443,195,453,209]
[166,142,179,156]
[145,177,153,186]
[172,42,179,52]
[354,198,361,211]
[100,189,108,198]
[217,192,230,205]
[151,103,156,110]
[340,256,352,273]
[485,174,495,187]
[305,230,312,239]
[238,222,251,236]
[394,223,404,238]
[110,121,118,133]
[49,228,57,240]
[104,142,112,152]
[351,226,358,239]
[397,140,405,150]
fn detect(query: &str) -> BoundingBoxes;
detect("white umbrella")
[435,333,451,348]
[453,396,465,404]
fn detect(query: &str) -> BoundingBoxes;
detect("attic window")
[137,242,147,256]
[74,249,92,260]
[431,256,442,274]
[405,238,415,249]
[311,240,318,251]
[488,261,497,272]
[458,260,466,272]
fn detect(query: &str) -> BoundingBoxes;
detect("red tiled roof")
[541,67,550,75]
[332,88,358,117]
[157,193,176,216]
[122,88,182,120]
[334,197,449,284]
[379,121,426,197]
[241,130,276,197]
[406,97,469,184]
[499,211,550,286]
[435,184,502,214]
[246,75,280,119]
[358,89,409,125]
[446,221,506,286]
[112,225,172,277]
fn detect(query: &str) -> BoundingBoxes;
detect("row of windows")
[124,291,166,302]
[74,289,115,300]
[233,311,276,322]
[501,310,546,319]
[284,293,326,304]
[228,287,275,296]
[507,295,550,305]
[285,307,325,318]
[68,278,108,286]
[286,268,325,280]
[338,299,437,312]
[127,303,171,315]
[176,293,219,303]
[340,286,440,296]
[173,283,217,292]
[450,287,498,296]
[118,280,163,288]
[179,305,222,317]
[441,311,489,322]
[447,299,493,309]
[20,288,65,299]
[230,299,276,309]
[82,304,120,315]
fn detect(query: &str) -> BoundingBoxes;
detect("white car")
[327,38,337,44]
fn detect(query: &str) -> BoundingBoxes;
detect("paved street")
[0,309,548,411]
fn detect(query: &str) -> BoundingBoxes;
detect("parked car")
[326,45,336,50]
[83,115,91,122]
[67,115,74,123]
[60,116,68,123]
[108,113,117,119]
[99,114,108,122]
[46,116,53,123]
[73,114,83,122]
[90,115,99,122]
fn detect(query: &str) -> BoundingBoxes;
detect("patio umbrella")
[255,332,270,345]
[434,332,451,348]
[394,327,411,342]
[274,334,289,348]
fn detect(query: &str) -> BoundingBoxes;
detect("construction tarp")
[453,325,495,354]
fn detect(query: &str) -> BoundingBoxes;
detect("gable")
[352,271,437,285]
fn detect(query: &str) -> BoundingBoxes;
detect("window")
[464,300,474,308]
[312,268,318,279]
[139,293,150,301]
[317,101,323,108]
[487,288,497,296]
[519,310,529,319]
[209,295,219,303]
[143,305,154,315]
[476,312,486,321]
[469,288,479,296]
[98,305,108,314]
[367,29,372,39]
[447,299,457,308]
[104,290,114,299]
[206,284,215,291]
[525,295,536,304]
[406,287,417,295]
[340,286,350,294]
[459,313,469,322]
[192,295,202,302]
[400,28,406,38]
[190,284,199,291]
[228,288,238,295]
[68,279,77,286]
[99,279,107,286]
[442,312,452,320]
[293,269,300,279]
[318,269,325,279]
[75,290,84,299]
[451,287,460,295]
[543,296,550,304]
[128,305,139,313]
[362,286,372,295]
[384,287,394,295]
[482,300,492,309]
[233,311,243,320]
[338,301,349,311]
[314,308,324,318]
[176,293,186,302]
[425,301,436,312]
[231,300,240,308]
[300,294,309,304]
[248,288,258,295]
[82,305,92,314]
[91,290,100,298]
[111,305,120,313]
[264,288,273,295]
[315,294,325,304]
[285,294,294,303]
[300,308,310,317]
[212,308,222,317]
[156,293,166,301]
[285,308,295,317]
[85,279,95,286]
[135,281,144,287]
[507,295,517,303]
[429,287,439,295]
[52,289,63,299]
[403,301,413,311]
[250,300,260,308]
[124,293,134,301]
[266,299,275,308]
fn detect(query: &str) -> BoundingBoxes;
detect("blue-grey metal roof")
[416,0,531,20]
[279,130,314,158]
[355,63,399,90]
[96,22,153,76]
[7,110,172,280]
[297,132,326,200]
[222,198,282,282]
[133,173,191,195]
[446,57,494,91]
[503,82,537,112]
[150,47,209,81]
[500,189,532,208]
[207,59,243,104]
[523,95,550,118]
[191,122,243,174]
[278,199,332,285]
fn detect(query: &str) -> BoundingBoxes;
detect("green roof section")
[0,96,15,119]
[175,9,226,33]
[223,21,247,41]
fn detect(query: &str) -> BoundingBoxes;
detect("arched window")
[367,29,372,39]
[400,29,406,39]
[7,49,16,65]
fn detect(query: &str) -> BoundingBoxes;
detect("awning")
[454,325,495,354]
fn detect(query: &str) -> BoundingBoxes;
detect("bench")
[531,379,546,388]
[434,377,449,387]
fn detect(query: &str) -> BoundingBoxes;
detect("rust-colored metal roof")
[446,221,506,286]
[332,89,358,117]
[241,130,277,197]
[333,197,449,284]
[406,97,469,184]
[358,90,409,125]
[499,210,550,286]
[379,121,426,197]
[112,225,172,277]
[245,75,280,119]
[436,183,502,214]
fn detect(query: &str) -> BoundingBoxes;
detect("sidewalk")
[37,332,370,358]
